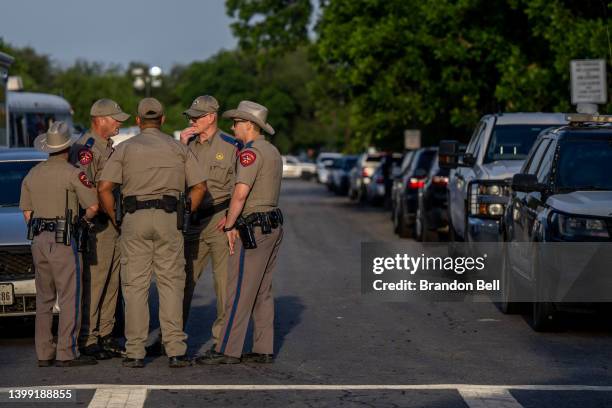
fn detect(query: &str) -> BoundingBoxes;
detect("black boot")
[100,335,125,357]
[168,355,192,368]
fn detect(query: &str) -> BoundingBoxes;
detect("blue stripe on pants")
[70,240,81,358]
[220,246,246,354]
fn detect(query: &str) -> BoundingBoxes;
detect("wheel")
[397,204,413,239]
[392,203,400,233]
[499,242,520,314]
[529,246,557,331]
[415,205,424,241]
[357,185,367,203]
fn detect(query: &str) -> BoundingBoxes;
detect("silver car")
[0,149,50,317]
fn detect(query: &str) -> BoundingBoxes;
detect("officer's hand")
[215,215,227,232]
[227,229,239,255]
[179,127,198,145]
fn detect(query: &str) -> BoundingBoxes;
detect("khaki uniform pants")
[80,220,120,347]
[120,209,187,359]
[216,226,283,358]
[32,231,82,361]
[184,210,229,344]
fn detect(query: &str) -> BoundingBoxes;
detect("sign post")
[570,59,607,114]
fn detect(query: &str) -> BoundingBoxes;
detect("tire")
[499,243,520,314]
[397,204,413,239]
[529,246,557,331]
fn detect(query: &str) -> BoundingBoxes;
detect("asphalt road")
[2,179,612,407]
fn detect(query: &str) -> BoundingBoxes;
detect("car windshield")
[484,125,549,163]
[556,138,612,191]
[414,150,436,171]
[0,161,40,207]
[343,157,358,170]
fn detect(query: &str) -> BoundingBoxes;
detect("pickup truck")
[439,113,568,250]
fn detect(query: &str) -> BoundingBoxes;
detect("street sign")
[570,59,607,105]
[404,129,421,150]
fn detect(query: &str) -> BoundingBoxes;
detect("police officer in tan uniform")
[199,101,283,365]
[71,99,129,359]
[98,98,207,368]
[148,96,241,357]
[20,122,99,367]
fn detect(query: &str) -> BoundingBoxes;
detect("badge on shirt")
[78,148,93,165]
[215,152,224,161]
[239,150,256,167]
[78,172,94,188]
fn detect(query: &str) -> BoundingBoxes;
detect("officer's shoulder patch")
[78,147,94,165]
[239,150,256,167]
[78,171,94,188]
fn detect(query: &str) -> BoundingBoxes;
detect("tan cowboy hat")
[33,121,79,153]
[222,100,275,135]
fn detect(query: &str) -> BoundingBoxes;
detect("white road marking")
[88,388,148,408]
[459,387,523,408]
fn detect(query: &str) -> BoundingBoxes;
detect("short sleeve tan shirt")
[20,155,98,218]
[235,135,282,215]
[188,130,239,207]
[100,127,206,200]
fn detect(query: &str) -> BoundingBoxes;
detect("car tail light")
[432,176,448,186]
[362,168,371,178]
[408,177,425,189]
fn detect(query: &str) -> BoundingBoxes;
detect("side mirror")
[439,140,460,169]
[462,153,476,167]
[511,173,542,193]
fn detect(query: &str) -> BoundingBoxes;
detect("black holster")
[236,217,257,249]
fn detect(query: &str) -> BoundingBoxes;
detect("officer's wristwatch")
[223,225,235,232]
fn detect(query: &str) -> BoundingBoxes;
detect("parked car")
[282,155,303,178]
[439,112,568,250]
[365,153,403,205]
[328,155,358,195]
[414,154,450,242]
[392,147,437,238]
[348,152,385,202]
[299,160,317,180]
[316,152,342,184]
[501,114,612,330]
[0,149,54,318]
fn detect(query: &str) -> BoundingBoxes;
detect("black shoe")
[241,352,274,364]
[122,358,145,368]
[80,344,113,360]
[195,350,240,365]
[37,359,54,367]
[99,335,125,358]
[168,355,192,368]
[145,340,165,357]
[55,355,98,367]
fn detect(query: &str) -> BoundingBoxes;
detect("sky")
[0,0,237,72]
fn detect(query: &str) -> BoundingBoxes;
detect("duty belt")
[31,218,61,233]
[195,199,230,220]
[243,208,284,233]
[123,195,178,214]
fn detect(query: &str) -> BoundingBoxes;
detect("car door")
[513,139,551,278]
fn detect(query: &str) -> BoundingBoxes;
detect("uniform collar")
[196,128,219,146]
[47,155,67,163]
[88,130,109,147]
[243,134,265,149]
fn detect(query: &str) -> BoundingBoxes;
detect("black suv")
[501,114,612,330]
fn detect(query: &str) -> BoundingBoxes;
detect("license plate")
[0,283,14,306]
